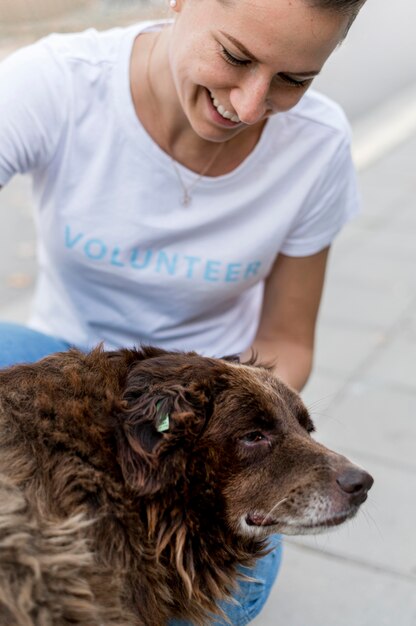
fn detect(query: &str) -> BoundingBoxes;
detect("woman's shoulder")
[34,22,147,65]
[25,19,168,70]
[283,89,352,141]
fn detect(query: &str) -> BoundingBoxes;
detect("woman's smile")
[206,89,241,126]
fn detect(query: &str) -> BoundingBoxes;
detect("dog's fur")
[0,346,373,626]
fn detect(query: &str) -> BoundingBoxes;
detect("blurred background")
[0,1,415,625]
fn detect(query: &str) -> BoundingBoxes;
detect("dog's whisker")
[308,409,336,421]
[366,499,381,513]
[261,498,288,525]
[305,394,337,412]
[307,409,347,428]
[361,508,383,538]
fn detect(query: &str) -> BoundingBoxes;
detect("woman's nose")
[230,73,272,125]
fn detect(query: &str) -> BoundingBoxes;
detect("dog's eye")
[241,431,268,444]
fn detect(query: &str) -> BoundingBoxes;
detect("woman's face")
[168,0,350,142]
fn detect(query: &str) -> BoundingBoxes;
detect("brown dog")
[0,346,373,626]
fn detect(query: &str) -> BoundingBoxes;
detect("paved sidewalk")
[251,129,416,626]
[0,0,164,47]
[1,9,415,626]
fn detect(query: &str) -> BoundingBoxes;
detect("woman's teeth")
[209,92,240,123]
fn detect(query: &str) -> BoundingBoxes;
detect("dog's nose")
[336,467,374,504]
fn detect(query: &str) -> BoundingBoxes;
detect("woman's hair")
[308,0,366,30]
[309,0,366,15]
[215,0,366,14]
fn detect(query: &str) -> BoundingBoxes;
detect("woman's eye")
[221,46,250,67]
[242,431,267,443]
[277,74,310,89]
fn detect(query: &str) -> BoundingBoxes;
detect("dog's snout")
[336,467,374,503]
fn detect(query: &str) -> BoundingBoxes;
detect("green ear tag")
[157,413,170,433]
[156,401,170,433]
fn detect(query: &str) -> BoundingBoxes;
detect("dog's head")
[116,348,373,538]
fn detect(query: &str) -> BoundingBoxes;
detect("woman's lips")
[205,88,241,128]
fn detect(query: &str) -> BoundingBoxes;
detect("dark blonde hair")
[309,0,366,31]
[220,0,366,19]
[215,0,366,31]
[309,0,366,18]
[312,0,364,8]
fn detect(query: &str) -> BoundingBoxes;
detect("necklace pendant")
[182,191,192,207]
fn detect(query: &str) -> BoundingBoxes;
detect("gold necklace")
[168,144,223,207]
[145,31,225,207]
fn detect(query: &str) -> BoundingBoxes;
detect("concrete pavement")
[1,6,415,625]
[251,123,416,626]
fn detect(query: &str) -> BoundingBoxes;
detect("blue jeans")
[0,322,283,624]
[170,534,282,626]
[0,322,72,368]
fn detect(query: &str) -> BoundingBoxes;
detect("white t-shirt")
[0,21,359,356]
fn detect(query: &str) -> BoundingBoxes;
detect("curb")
[352,81,416,172]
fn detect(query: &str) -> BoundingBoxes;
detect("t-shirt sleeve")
[280,133,360,257]
[0,38,67,187]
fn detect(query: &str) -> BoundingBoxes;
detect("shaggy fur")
[0,346,373,626]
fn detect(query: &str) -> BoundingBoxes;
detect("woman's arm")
[0,42,67,187]
[242,247,330,392]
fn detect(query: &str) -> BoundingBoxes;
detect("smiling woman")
[0,0,367,623]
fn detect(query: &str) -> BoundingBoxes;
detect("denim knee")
[214,535,283,626]
[0,322,71,368]
[170,535,283,626]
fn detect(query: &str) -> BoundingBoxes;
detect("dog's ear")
[116,377,213,496]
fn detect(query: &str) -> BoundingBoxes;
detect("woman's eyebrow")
[219,31,321,77]
[220,31,259,61]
